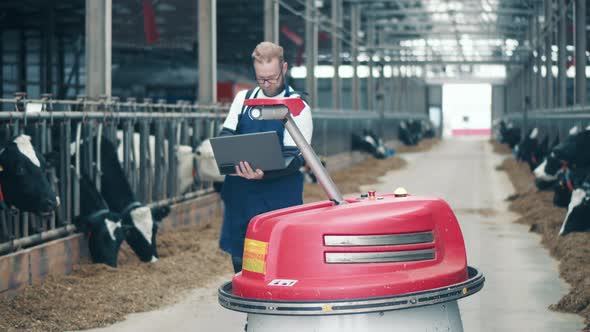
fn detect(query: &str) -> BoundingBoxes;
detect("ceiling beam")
[379,29,523,37]
[365,8,534,17]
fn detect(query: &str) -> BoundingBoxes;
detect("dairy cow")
[98,137,170,262]
[75,173,126,267]
[0,134,59,213]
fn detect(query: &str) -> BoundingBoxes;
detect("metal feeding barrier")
[499,106,590,141]
[0,94,226,255]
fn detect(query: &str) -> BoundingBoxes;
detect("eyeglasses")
[255,63,284,84]
[255,71,282,85]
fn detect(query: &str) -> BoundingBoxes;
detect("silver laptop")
[209,131,289,175]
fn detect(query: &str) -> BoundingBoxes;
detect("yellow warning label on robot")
[243,239,268,274]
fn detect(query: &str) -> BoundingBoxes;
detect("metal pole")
[522,62,532,113]
[18,29,26,93]
[305,0,318,108]
[367,20,375,111]
[535,9,543,109]
[557,0,567,107]
[167,120,178,197]
[527,19,536,108]
[264,0,279,44]
[518,71,527,110]
[544,0,553,108]
[0,225,77,256]
[401,74,407,112]
[198,0,217,103]
[251,106,346,205]
[46,0,55,95]
[505,73,510,114]
[57,35,65,99]
[139,120,150,202]
[351,4,360,111]
[378,63,385,136]
[331,0,342,111]
[390,64,396,112]
[284,114,345,204]
[574,0,586,105]
[85,0,112,99]
[0,31,3,96]
[391,73,400,112]
[506,66,512,113]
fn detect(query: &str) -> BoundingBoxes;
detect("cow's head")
[122,204,171,263]
[76,172,128,267]
[500,123,521,149]
[534,158,558,190]
[542,152,562,176]
[76,210,127,267]
[559,182,590,236]
[517,128,540,169]
[0,135,59,213]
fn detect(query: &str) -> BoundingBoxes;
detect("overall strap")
[236,87,261,134]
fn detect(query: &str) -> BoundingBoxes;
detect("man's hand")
[233,161,264,180]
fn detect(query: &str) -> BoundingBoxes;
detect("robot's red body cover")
[232,194,468,301]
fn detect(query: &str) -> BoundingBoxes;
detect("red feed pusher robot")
[218,98,484,332]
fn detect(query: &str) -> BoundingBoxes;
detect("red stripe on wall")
[452,129,491,136]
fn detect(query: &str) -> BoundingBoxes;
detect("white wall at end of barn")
[442,84,492,138]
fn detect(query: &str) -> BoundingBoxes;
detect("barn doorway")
[442,84,492,138]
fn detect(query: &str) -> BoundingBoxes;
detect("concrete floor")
[79,137,583,332]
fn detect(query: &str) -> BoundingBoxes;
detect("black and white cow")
[534,127,579,190]
[497,121,521,149]
[98,136,170,262]
[516,128,541,171]
[398,120,423,146]
[534,151,561,190]
[0,134,59,213]
[408,120,424,143]
[352,130,387,159]
[75,173,126,267]
[559,177,590,236]
[398,120,415,146]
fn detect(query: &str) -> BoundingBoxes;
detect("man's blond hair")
[252,41,284,64]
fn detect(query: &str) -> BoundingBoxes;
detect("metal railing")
[0,96,227,255]
[499,105,590,140]
[0,96,427,256]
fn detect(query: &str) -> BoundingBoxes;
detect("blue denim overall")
[219,88,304,272]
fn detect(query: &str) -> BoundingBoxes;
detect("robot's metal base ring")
[218,266,484,316]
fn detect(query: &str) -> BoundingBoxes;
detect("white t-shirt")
[221,87,313,147]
